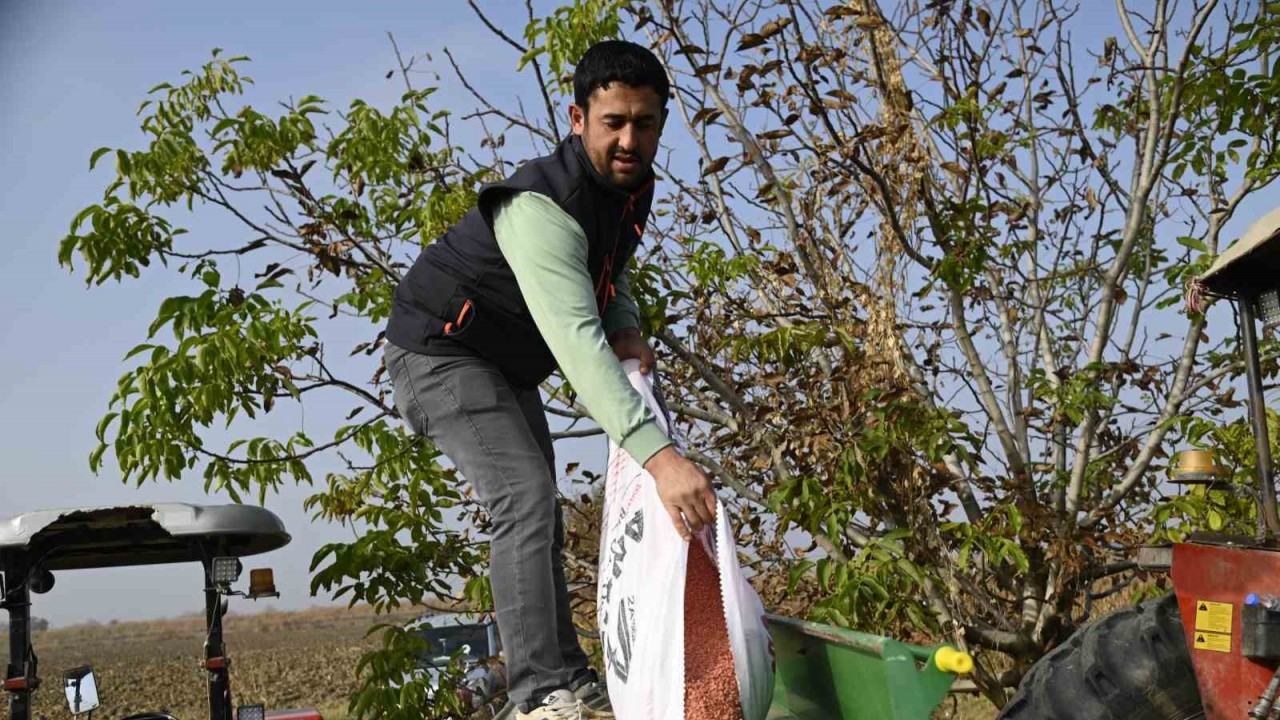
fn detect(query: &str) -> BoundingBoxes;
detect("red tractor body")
[1172,542,1280,718]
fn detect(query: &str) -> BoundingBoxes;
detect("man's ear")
[659,106,670,133]
[569,103,586,135]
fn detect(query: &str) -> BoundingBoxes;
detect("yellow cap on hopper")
[934,646,975,675]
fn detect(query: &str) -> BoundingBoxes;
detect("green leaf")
[1177,235,1208,252]
[89,147,112,170]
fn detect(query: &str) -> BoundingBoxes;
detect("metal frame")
[1237,299,1280,535]
[3,555,34,720]
[204,548,233,720]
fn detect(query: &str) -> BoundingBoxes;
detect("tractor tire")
[998,593,1204,720]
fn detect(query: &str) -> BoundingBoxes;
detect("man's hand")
[609,327,656,374]
[644,445,717,540]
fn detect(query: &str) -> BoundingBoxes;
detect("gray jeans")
[384,342,590,710]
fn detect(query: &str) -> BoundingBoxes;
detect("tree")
[629,0,1280,703]
[58,0,1280,714]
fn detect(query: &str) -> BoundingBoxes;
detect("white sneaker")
[515,689,585,720]
[572,678,614,718]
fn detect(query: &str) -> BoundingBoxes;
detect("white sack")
[597,360,774,720]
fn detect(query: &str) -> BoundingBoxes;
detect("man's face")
[570,82,666,190]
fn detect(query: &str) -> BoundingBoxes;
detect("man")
[383,40,718,720]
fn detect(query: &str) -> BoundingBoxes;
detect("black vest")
[386,135,654,387]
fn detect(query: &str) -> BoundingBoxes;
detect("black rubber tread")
[997,594,1204,720]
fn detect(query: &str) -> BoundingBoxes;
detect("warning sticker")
[1196,600,1234,634]
[1194,631,1232,653]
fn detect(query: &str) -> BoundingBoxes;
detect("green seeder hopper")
[765,614,973,720]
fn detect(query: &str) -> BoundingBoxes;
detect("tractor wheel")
[998,593,1204,720]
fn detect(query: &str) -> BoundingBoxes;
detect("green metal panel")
[765,615,962,720]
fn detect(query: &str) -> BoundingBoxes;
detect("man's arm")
[602,266,641,338]
[603,268,657,374]
[492,191,670,465]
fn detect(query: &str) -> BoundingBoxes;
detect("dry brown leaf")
[691,107,723,126]
[760,17,793,39]
[976,7,992,33]
[702,156,730,176]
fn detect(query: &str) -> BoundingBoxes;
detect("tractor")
[999,208,1280,720]
[0,502,321,720]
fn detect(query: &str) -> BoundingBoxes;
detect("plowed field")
[0,605,419,720]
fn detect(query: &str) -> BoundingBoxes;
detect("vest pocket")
[443,299,475,336]
[457,301,556,388]
[415,262,555,388]
[415,263,472,335]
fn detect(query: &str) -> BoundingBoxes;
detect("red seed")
[684,540,743,720]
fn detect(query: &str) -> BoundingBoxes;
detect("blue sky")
[0,0,585,626]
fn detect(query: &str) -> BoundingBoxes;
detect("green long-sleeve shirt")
[492,191,672,465]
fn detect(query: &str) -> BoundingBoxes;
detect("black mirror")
[30,567,55,595]
[63,666,100,715]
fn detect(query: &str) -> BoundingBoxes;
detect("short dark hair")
[573,40,669,110]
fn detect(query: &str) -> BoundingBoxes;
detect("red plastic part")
[205,656,229,671]
[3,677,28,692]
[1171,542,1280,719]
